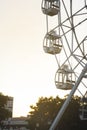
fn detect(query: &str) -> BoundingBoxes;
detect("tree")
[28,96,65,130]
[0,93,12,126]
[28,95,87,130]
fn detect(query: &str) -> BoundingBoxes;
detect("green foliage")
[27,95,87,130]
[58,96,81,130]
[0,93,12,125]
[28,96,65,130]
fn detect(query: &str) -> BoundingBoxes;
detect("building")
[2,117,29,130]
[5,96,13,117]
[1,95,29,130]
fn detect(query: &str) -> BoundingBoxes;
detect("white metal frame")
[41,0,87,129]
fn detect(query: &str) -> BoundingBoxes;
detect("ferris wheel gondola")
[41,0,60,16]
[55,65,75,90]
[43,31,62,54]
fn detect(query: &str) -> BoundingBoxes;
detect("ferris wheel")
[41,0,87,129]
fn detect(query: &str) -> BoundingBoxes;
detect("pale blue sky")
[0,0,86,117]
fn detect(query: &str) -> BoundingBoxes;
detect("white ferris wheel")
[41,0,87,129]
